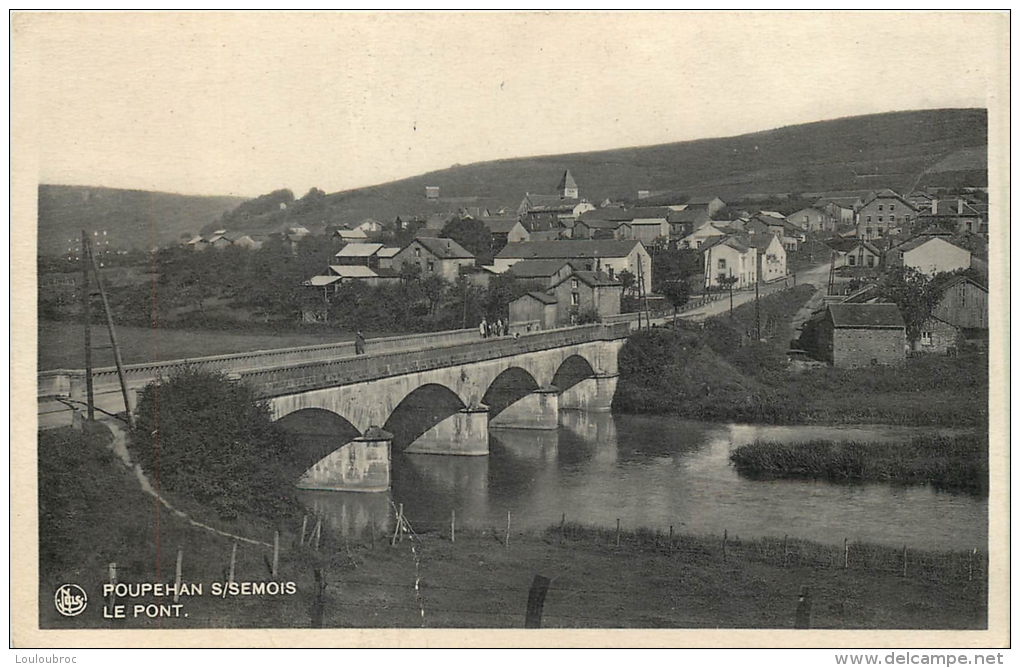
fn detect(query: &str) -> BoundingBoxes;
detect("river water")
[298,412,986,552]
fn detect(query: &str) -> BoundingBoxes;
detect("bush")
[129,368,296,521]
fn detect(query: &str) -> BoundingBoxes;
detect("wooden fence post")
[723,529,728,562]
[795,585,812,629]
[173,548,183,603]
[108,562,117,608]
[524,575,551,629]
[843,538,849,570]
[902,545,908,578]
[969,548,976,582]
[668,525,674,556]
[505,511,511,550]
[272,531,280,577]
[299,515,308,547]
[616,518,621,548]
[451,509,456,543]
[783,534,789,567]
[313,519,322,551]
[229,541,238,585]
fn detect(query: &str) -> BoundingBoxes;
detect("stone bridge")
[39,323,630,492]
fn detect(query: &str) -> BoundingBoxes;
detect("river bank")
[612,286,988,427]
[39,423,987,630]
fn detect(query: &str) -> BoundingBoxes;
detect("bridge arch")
[274,408,362,477]
[383,383,467,452]
[482,366,540,418]
[551,354,597,393]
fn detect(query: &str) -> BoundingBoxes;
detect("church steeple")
[557,170,578,199]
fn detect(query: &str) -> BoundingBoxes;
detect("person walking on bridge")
[355,331,366,355]
[479,317,488,339]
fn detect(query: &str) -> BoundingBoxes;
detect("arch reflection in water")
[558,410,618,465]
[399,453,490,529]
[297,490,394,540]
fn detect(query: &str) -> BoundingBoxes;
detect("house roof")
[328,265,379,278]
[933,274,988,295]
[745,233,780,251]
[814,197,863,209]
[891,235,970,255]
[335,243,385,258]
[631,190,689,207]
[481,218,523,234]
[825,238,880,255]
[578,208,636,223]
[518,291,559,306]
[304,275,342,287]
[506,259,574,279]
[759,211,786,219]
[496,239,644,260]
[576,218,629,230]
[413,236,475,259]
[700,234,750,254]
[336,229,368,239]
[827,303,905,329]
[557,170,577,192]
[630,217,668,226]
[671,208,712,224]
[861,190,916,211]
[550,270,621,291]
[524,194,581,211]
[688,196,723,206]
[528,230,564,242]
[377,247,401,258]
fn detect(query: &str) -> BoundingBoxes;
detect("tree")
[661,279,691,325]
[441,217,493,262]
[617,269,637,297]
[129,368,295,520]
[873,267,942,344]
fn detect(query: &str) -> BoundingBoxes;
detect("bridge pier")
[404,404,490,456]
[559,373,619,413]
[296,426,392,493]
[490,386,560,430]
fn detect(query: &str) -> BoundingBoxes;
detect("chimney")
[958,199,964,215]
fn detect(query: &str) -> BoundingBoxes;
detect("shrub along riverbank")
[729,434,988,495]
[612,285,988,427]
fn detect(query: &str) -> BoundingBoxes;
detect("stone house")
[391,236,476,282]
[914,276,988,353]
[494,239,653,295]
[701,235,758,290]
[505,259,575,289]
[548,270,622,325]
[856,190,917,240]
[509,291,559,331]
[820,303,906,368]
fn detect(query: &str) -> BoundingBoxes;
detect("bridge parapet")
[240,322,630,399]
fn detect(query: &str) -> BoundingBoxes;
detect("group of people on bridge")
[479,317,514,339]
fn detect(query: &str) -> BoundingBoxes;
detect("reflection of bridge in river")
[40,323,630,492]
[297,411,622,537]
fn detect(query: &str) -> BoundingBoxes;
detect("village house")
[335,227,369,244]
[549,270,623,325]
[914,276,988,354]
[686,196,726,217]
[627,217,670,245]
[517,170,595,225]
[481,217,530,246]
[509,291,559,331]
[376,246,401,270]
[678,221,728,249]
[886,235,971,275]
[810,190,875,213]
[856,190,917,240]
[493,239,653,294]
[391,236,476,282]
[787,206,835,233]
[820,303,906,368]
[333,242,396,270]
[826,238,882,269]
[505,259,575,289]
[915,199,987,236]
[572,217,631,240]
[745,233,787,283]
[700,235,758,290]
[814,200,856,228]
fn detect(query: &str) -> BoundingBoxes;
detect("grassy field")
[38,423,987,630]
[37,320,389,370]
[730,434,988,495]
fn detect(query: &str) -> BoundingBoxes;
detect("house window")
[878,216,883,223]
[571,292,579,306]
[920,331,932,346]
[867,256,875,268]
[571,278,579,289]
[866,216,872,223]
[878,205,883,211]
[890,204,895,212]
[414,247,421,258]
[427,260,435,272]
[608,267,615,279]
[848,255,856,266]
[718,258,727,270]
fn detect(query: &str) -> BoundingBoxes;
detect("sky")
[13,11,1008,198]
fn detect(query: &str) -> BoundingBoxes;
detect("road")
[653,262,831,324]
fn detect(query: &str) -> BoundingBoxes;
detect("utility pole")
[755,275,761,341]
[81,230,95,422]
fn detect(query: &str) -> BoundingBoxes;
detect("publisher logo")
[54,584,88,617]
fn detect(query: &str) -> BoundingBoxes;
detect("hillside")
[37,185,246,256]
[39,109,987,251]
[216,108,988,236]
